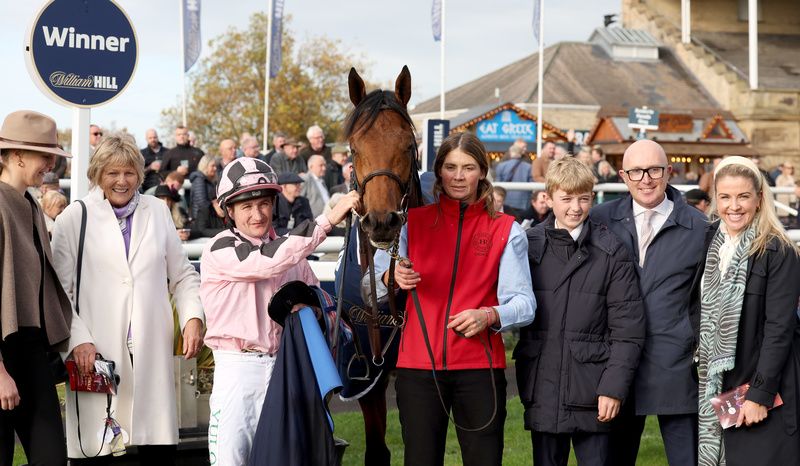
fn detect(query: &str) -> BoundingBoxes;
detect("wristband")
[482,307,496,327]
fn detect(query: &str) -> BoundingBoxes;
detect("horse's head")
[345,66,419,249]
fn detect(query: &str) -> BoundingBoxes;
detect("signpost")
[628,106,659,140]
[423,119,449,172]
[25,0,138,201]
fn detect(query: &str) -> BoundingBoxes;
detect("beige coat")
[52,189,203,457]
[0,181,72,350]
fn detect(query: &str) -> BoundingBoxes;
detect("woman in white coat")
[51,136,204,464]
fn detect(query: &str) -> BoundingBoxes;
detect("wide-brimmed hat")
[0,110,70,158]
[154,184,181,202]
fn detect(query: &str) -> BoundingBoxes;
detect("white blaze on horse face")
[439,149,483,204]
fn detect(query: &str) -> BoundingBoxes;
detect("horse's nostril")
[387,212,403,229]
[361,213,375,231]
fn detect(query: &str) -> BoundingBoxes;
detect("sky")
[0,0,619,146]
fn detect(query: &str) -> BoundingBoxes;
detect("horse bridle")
[331,131,418,370]
[349,141,419,234]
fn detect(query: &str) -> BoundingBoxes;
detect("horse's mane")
[343,89,415,138]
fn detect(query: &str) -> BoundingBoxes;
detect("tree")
[161,13,373,152]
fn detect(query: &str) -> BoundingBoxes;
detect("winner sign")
[26,0,138,107]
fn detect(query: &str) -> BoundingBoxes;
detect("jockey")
[199,157,359,465]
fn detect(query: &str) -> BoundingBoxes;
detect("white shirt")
[554,219,584,242]
[632,195,673,240]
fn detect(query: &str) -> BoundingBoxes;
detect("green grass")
[332,397,668,466]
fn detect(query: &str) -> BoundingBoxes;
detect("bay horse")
[335,66,422,466]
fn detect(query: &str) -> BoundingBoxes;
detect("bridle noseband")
[349,140,419,248]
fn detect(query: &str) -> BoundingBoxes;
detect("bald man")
[589,140,707,466]
[300,155,331,217]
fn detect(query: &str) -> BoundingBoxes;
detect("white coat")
[51,188,204,458]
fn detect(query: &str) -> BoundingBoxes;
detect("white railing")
[493,182,798,216]
[59,178,799,270]
[182,236,344,260]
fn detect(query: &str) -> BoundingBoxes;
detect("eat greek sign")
[476,110,536,143]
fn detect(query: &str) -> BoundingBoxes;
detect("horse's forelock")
[344,90,414,140]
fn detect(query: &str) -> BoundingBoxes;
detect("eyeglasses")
[92,132,103,137]
[624,166,665,181]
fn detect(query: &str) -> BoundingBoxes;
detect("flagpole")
[535,0,544,158]
[179,0,187,127]
[439,0,446,120]
[263,0,273,153]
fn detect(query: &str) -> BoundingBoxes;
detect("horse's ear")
[348,67,366,107]
[395,65,412,107]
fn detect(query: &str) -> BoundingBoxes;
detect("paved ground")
[329,365,518,413]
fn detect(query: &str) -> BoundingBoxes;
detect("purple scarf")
[111,191,140,257]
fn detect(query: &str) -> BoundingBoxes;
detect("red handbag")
[65,357,119,395]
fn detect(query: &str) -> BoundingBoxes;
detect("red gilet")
[398,195,514,370]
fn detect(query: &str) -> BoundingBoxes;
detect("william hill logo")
[49,71,118,91]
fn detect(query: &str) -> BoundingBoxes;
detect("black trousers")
[0,329,66,466]
[609,400,698,466]
[395,368,506,466]
[532,431,609,466]
[69,445,176,465]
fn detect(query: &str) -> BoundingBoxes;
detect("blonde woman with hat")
[51,135,204,464]
[694,156,800,466]
[0,110,74,465]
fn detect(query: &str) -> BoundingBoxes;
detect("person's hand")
[325,190,360,226]
[177,228,191,241]
[291,303,321,319]
[736,400,768,427]
[176,165,189,176]
[212,200,225,218]
[393,259,420,290]
[182,318,204,360]
[567,128,576,142]
[150,161,161,171]
[597,395,621,422]
[447,308,495,338]
[71,343,97,375]
[0,364,20,411]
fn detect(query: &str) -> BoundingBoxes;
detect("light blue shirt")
[373,221,536,331]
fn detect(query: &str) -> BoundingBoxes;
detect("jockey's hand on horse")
[326,191,361,226]
[393,259,420,290]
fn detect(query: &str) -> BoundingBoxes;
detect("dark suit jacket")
[590,185,708,415]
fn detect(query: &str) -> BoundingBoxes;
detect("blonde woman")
[41,190,68,234]
[695,156,800,466]
[52,136,204,464]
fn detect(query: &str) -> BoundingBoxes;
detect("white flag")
[270,0,285,78]
[532,0,541,44]
[432,0,442,42]
[183,0,201,72]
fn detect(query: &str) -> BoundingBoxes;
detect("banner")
[183,0,201,72]
[270,0,285,78]
[532,0,541,44]
[431,0,442,42]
